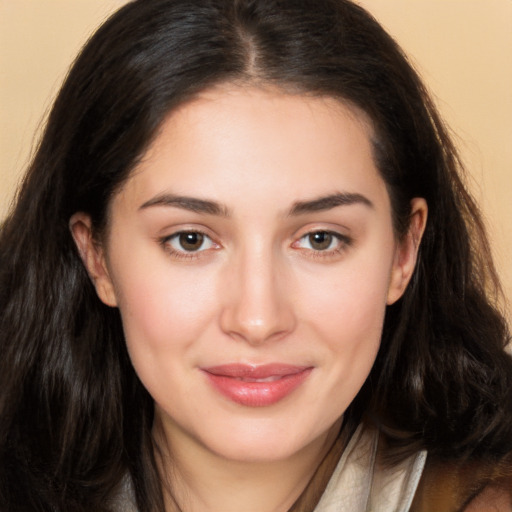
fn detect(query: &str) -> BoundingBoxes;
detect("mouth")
[201,364,313,407]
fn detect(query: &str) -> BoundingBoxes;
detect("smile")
[201,364,313,407]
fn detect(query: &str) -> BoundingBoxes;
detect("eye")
[293,230,350,253]
[164,231,217,254]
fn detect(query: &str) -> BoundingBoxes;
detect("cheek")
[297,245,394,392]
[109,263,224,413]
[109,256,219,360]
[303,255,392,341]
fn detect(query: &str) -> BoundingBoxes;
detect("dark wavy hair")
[1,0,511,510]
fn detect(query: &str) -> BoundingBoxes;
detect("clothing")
[410,451,512,511]
[314,425,426,512]
[111,477,138,512]
[111,425,512,511]
[110,425,427,512]
[318,426,512,512]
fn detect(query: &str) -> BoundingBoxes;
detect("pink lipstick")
[202,364,312,407]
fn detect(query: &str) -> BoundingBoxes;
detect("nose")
[219,248,296,346]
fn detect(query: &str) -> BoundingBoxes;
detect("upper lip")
[202,364,311,379]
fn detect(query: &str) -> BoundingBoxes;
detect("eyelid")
[291,228,353,257]
[160,228,221,259]
[294,230,350,247]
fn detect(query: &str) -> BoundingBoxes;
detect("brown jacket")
[411,455,512,511]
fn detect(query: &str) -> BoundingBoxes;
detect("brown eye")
[308,232,334,251]
[163,230,217,258]
[178,232,204,251]
[293,230,351,255]
[165,231,216,254]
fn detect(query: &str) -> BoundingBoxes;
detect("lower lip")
[202,368,312,407]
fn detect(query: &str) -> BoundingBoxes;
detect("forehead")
[147,85,375,161]
[113,85,387,215]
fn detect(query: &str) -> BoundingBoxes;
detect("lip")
[201,364,313,407]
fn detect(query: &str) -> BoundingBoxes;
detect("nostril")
[218,297,296,346]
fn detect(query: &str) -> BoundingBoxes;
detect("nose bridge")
[220,239,295,345]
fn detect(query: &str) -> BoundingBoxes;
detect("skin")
[71,85,427,512]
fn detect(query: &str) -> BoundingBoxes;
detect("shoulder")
[464,484,512,512]
[410,453,512,512]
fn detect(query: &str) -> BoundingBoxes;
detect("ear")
[69,213,118,307]
[387,198,428,305]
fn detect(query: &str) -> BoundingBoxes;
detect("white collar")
[314,424,427,512]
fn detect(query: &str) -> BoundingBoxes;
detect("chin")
[198,415,338,464]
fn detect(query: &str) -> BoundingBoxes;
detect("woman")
[0,0,511,510]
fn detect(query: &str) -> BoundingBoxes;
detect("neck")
[153,418,343,512]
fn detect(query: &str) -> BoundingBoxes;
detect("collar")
[314,424,427,512]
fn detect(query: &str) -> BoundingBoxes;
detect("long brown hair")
[1,1,511,510]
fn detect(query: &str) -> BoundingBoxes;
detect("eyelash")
[160,229,352,261]
[292,230,352,259]
[160,230,219,260]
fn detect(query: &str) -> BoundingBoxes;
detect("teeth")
[236,376,282,383]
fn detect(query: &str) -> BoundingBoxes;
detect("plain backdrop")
[0,0,511,320]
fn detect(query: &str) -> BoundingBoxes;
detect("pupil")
[310,232,332,250]
[179,232,203,251]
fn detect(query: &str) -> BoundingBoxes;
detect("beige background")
[1,1,511,320]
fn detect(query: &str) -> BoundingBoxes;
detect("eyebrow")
[288,192,374,215]
[139,194,230,216]
[139,191,373,217]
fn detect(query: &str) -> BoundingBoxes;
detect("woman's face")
[73,86,425,463]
